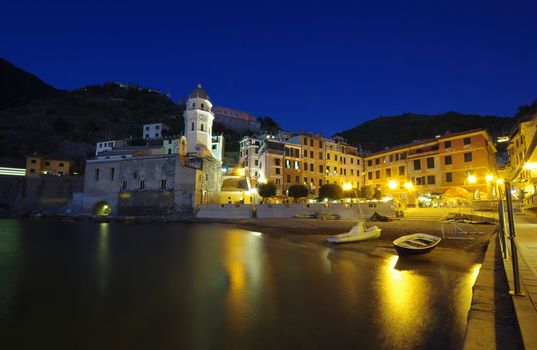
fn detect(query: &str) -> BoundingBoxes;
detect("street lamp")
[467,175,477,184]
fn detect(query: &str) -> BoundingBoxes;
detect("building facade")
[26,155,72,176]
[212,105,260,132]
[82,84,222,216]
[363,129,497,206]
[507,114,537,209]
[143,123,168,140]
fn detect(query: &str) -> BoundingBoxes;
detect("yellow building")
[363,129,497,206]
[324,136,362,193]
[507,113,537,209]
[26,155,72,176]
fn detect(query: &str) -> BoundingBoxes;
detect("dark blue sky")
[2,0,536,135]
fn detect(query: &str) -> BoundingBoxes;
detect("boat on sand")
[325,222,381,244]
[392,233,441,255]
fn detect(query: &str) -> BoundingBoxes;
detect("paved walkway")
[502,214,537,349]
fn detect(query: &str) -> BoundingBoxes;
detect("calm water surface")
[0,219,479,349]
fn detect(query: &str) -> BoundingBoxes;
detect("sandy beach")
[221,217,498,269]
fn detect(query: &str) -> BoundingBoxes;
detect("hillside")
[337,112,520,153]
[0,58,62,109]
[0,81,183,167]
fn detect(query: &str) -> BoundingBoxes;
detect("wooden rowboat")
[393,233,441,255]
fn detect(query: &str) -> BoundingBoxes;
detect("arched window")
[201,103,204,110]
[191,122,194,131]
[201,123,204,132]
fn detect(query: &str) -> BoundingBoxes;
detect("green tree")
[258,182,276,202]
[287,185,308,202]
[360,185,375,200]
[258,116,281,133]
[319,184,342,200]
[373,187,382,200]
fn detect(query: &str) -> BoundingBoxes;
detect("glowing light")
[0,167,26,176]
[258,177,267,184]
[496,178,504,185]
[404,182,413,189]
[388,180,397,189]
[497,136,510,143]
[467,175,477,184]
[238,168,246,176]
[524,162,537,171]
[342,182,352,191]
[250,231,262,237]
[485,174,494,182]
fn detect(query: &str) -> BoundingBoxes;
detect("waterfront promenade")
[505,214,537,349]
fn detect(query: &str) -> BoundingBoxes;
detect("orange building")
[288,133,326,195]
[363,129,497,206]
[26,155,73,176]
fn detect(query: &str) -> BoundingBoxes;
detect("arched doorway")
[92,201,112,216]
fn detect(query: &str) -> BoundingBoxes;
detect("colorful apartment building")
[26,155,72,176]
[239,136,262,183]
[363,129,497,206]
[507,114,537,209]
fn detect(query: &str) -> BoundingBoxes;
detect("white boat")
[393,233,441,255]
[325,223,381,244]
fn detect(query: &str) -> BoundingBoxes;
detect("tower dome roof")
[189,84,209,100]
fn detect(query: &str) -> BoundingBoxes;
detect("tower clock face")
[200,115,206,121]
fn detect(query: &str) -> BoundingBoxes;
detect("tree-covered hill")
[0,78,183,166]
[336,111,525,153]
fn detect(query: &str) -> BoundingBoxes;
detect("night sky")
[2,0,536,135]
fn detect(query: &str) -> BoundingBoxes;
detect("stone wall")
[117,190,177,216]
[195,202,394,219]
[0,175,83,215]
[256,202,394,219]
[196,204,253,218]
[0,176,25,215]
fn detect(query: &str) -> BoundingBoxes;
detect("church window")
[191,122,194,131]
[201,124,204,132]
[201,103,204,110]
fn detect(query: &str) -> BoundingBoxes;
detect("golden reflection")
[379,255,431,348]
[222,230,259,335]
[97,223,110,294]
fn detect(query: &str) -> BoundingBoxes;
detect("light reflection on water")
[0,220,479,349]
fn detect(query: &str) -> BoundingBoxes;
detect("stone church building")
[82,85,222,216]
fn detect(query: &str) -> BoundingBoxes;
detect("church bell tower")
[183,84,214,155]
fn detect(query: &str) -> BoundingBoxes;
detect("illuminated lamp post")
[467,174,477,200]
[387,180,400,216]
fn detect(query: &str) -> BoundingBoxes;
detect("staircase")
[402,208,449,222]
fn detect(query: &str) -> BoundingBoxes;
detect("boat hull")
[325,227,381,244]
[392,233,441,255]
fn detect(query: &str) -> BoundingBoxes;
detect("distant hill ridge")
[336,110,533,153]
[0,58,62,109]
